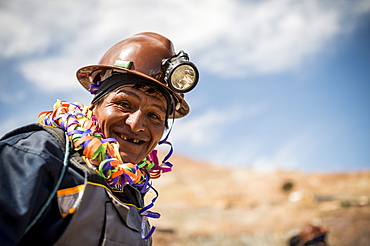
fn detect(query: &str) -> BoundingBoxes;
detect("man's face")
[92,85,167,164]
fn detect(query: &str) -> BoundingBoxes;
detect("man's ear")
[89,104,96,116]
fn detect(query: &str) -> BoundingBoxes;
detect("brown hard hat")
[76,32,190,118]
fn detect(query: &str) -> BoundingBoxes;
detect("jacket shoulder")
[0,123,66,160]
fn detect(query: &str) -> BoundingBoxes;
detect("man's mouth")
[117,133,145,144]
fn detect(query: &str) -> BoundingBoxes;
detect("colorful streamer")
[38,100,172,193]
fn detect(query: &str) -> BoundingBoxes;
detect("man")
[289,223,328,246]
[0,32,199,245]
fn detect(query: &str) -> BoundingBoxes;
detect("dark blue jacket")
[0,124,148,245]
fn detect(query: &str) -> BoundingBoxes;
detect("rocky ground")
[145,154,370,246]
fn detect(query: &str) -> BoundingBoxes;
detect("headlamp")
[162,50,199,93]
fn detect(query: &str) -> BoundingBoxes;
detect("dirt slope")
[146,154,370,246]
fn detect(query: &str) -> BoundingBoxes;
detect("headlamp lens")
[170,64,197,92]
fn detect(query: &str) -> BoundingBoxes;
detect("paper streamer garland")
[38,100,172,193]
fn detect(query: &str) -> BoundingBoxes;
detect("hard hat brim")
[76,64,190,118]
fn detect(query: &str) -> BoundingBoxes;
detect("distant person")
[289,223,328,246]
[0,32,199,245]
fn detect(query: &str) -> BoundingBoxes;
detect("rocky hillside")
[146,154,370,246]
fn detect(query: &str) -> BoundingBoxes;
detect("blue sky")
[0,0,369,173]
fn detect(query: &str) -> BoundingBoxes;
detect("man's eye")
[148,112,161,120]
[117,102,130,108]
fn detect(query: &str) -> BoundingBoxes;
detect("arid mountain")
[146,154,370,246]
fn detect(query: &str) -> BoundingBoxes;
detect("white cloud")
[194,121,334,172]
[170,106,242,146]
[1,0,369,91]
[0,90,26,104]
[0,110,38,137]
[249,123,327,172]
[168,100,268,148]
[19,56,78,91]
[196,0,344,76]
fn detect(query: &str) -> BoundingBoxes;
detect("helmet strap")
[158,100,176,167]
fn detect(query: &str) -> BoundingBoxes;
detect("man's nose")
[125,110,145,132]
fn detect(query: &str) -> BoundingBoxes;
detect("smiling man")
[0,32,199,246]
[92,81,169,164]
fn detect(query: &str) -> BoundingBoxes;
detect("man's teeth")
[120,134,141,143]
